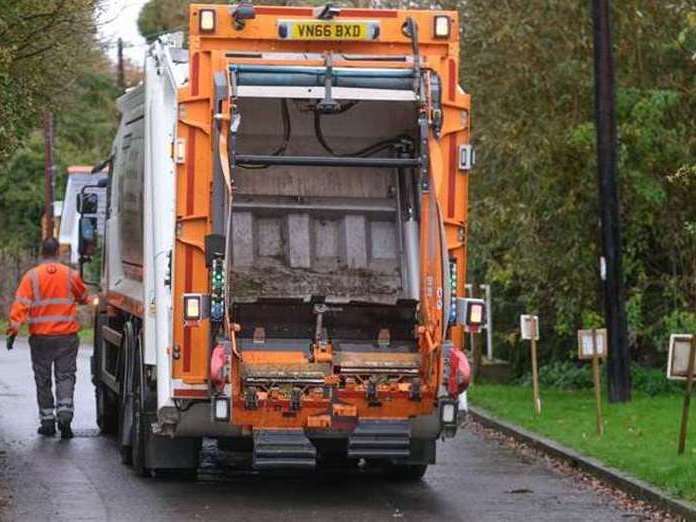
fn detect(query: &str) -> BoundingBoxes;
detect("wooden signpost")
[578,328,607,436]
[666,334,696,455]
[521,315,541,415]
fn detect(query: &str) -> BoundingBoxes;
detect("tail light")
[199,9,216,32]
[433,15,451,39]
[213,398,230,422]
[440,398,458,438]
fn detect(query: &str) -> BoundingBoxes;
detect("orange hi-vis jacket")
[10,261,89,336]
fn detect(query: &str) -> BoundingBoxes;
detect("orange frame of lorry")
[171,4,471,428]
[93,2,473,475]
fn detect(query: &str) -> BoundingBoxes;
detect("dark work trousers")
[28,334,79,424]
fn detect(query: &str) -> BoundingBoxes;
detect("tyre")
[385,463,428,481]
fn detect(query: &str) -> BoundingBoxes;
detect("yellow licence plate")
[278,20,379,41]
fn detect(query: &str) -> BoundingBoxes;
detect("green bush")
[517,361,593,390]
[517,361,682,396]
[631,365,683,396]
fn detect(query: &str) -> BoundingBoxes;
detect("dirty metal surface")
[334,351,421,369]
[241,362,331,379]
[229,99,411,305]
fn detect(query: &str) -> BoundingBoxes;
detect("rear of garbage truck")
[90,3,474,477]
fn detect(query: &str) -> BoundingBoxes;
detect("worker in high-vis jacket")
[6,238,91,439]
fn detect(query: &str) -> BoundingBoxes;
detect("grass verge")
[469,384,696,502]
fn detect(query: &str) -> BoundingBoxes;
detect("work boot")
[37,420,56,437]
[58,421,73,440]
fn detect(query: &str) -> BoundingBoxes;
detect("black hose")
[328,101,359,114]
[237,99,291,169]
[313,108,411,158]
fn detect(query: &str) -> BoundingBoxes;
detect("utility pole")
[117,38,125,89]
[42,111,55,240]
[591,0,631,402]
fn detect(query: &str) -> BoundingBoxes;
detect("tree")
[0,0,119,252]
[0,0,100,162]
[459,0,695,368]
[0,3,119,320]
[137,0,189,42]
[0,65,119,253]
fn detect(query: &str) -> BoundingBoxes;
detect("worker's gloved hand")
[5,325,17,351]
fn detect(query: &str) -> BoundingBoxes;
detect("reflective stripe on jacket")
[9,261,88,336]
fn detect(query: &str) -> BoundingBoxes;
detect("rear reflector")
[214,398,230,421]
[441,402,456,423]
[184,295,200,320]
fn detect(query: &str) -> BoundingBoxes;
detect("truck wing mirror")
[77,192,99,215]
[78,216,98,258]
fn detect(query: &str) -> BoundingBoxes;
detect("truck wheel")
[385,463,428,481]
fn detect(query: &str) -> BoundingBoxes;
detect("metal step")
[253,429,317,470]
[348,420,411,459]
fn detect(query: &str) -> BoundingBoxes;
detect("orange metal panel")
[232,394,435,429]
[306,415,332,429]
[173,389,209,399]
[106,291,144,318]
[332,404,358,417]
[171,4,469,423]
[186,3,461,80]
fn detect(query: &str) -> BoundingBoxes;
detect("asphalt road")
[0,337,638,522]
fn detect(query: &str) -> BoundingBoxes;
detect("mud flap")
[145,434,201,470]
[401,438,436,465]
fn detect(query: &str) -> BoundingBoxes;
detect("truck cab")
[86,3,473,478]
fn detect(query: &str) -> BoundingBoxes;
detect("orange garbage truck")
[82,3,474,477]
